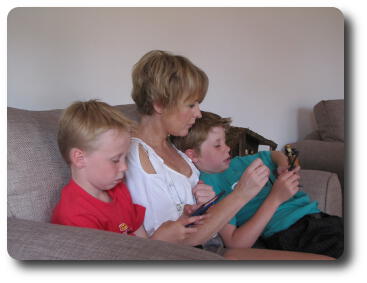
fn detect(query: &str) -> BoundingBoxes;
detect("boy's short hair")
[58,99,134,164]
[131,50,208,115]
[171,111,232,153]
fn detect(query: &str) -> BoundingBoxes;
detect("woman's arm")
[135,218,204,245]
[182,158,270,246]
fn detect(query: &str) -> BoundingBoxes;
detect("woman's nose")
[194,103,202,118]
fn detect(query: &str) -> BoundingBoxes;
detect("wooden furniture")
[226,126,277,157]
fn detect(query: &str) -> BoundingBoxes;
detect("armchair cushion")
[291,140,344,191]
[314,99,344,142]
[300,170,342,217]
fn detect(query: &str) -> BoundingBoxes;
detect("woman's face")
[163,96,202,137]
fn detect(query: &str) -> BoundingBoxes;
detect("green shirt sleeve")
[237,151,277,182]
[199,151,276,227]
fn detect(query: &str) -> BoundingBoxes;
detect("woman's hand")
[234,158,270,200]
[192,180,215,205]
[182,204,200,216]
[269,166,300,205]
[150,215,204,244]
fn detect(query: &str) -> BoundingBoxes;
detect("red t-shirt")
[51,179,145,235]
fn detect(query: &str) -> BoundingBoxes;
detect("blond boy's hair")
[131,50,208,115]
[171,111,232,153]
[58,99,134,164]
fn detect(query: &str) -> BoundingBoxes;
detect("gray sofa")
[290,99,344,192]
[7,104,342,260]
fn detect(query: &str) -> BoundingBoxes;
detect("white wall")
[7,7,344,148]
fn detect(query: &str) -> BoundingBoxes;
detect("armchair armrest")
[290,140,344,189]
[7,218,223,260]
[299,170,342,217]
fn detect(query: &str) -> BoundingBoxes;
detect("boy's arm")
[219,167,300,248]
[219,195,280,248]
[271,151,289,168]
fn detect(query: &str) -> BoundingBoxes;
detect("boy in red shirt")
[52,100,201,243]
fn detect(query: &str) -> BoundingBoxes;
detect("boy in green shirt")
[171,111,343,258]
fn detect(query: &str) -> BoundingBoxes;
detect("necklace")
[167,174,185,214]
[134,137,187,215]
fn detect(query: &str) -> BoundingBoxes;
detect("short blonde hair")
[131,50,208,115]
[58,99,134,164]
[171,111,232,153]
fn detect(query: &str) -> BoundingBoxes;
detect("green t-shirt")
[199,151,320,238]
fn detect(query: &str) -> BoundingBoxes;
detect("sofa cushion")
[8,218,223,260]
[7,104,139,222]
[313,99,344,142]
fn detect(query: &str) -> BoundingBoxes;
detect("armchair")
[290,99,344,193]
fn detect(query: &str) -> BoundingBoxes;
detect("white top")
[126,137,199,236]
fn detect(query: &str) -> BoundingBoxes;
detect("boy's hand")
[277,165,289,176]
[151,215,204,244]
[277,163,301,176]
[192,180,215,205]
[234,158,269,200]
[269,166,300,205]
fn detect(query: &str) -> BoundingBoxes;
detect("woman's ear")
[185,148,200,163]
[69,148,87,168]
[152,101,165,114]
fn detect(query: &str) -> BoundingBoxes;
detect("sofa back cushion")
[313,99,344,142]
[7,104,139,222]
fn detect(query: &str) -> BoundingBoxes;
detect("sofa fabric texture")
[8,218,222,260]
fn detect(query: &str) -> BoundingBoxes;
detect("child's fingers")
[192,183,213,194]
[246,158,264,172]
[280,167,300,179]
[291,166,301,173]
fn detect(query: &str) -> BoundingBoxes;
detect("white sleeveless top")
[126,137,199,236]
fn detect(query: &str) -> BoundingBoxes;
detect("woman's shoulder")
[128,137,157,174]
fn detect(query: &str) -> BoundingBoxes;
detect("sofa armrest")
[300,170,342,217]
[290,140,344,188]
[7,218,223,260]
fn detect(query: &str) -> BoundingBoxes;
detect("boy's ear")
[69,148,87,168]
[184,149,200,163]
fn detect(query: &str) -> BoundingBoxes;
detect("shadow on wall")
[297,108,317,142]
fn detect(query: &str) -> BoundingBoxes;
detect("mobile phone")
[285,145,299,171]
[288,149,299,171]
[189,191,225,217]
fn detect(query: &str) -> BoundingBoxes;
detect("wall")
[7,7,344,148]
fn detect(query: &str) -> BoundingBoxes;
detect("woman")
[125,50,332,260]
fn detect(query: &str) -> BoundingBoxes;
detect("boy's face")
[191,126,231,173]
[83,129,131,191]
